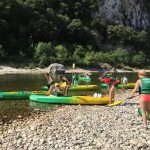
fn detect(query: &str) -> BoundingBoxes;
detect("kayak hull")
[30,95,110,105]
[79,77,91,81]
[0,91,48,100]
[41,85,99,91]
[100,83,135,89]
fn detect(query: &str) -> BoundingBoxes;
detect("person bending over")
[99,73,120,104]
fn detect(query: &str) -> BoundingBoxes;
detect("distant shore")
[0,65,150,75]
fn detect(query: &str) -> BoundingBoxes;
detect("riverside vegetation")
[0,0,150,69]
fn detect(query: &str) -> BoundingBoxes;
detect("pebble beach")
[1,90,150,150]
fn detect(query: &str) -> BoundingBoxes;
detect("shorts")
[111,80,119,87]
[140,94,150,102]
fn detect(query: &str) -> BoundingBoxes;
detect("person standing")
[72,73,78,86]
[130,70,150,127]
[121,76,128,89]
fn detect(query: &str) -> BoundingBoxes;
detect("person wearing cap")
[130,70,150,127]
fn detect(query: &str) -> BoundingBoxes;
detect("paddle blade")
[107,100,125,107]
[72,63,75,69]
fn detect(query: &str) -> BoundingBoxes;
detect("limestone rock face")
[95,0,150,29]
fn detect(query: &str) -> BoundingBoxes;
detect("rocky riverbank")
[0,90,150,150]
[0,65,150,75]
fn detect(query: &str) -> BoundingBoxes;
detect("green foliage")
[83,51,96,66]
[55,45,68,64]
[72,45,86,64]
[109,48,129,65]
[34,42,55,67]
[0,0,149,68]
[132,51,147,67]
[67,19,83,32]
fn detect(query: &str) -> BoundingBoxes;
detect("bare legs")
[139,96,150,126]
[109,86,115,104]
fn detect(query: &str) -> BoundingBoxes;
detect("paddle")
[107,95,138,107]
[72,63,75,86]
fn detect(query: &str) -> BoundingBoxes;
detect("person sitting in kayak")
[130,70,150,127]
[121,76,128,89]
[45,73,54,88]
[58,75,71,96]
[99,73,120,104]
[48,81,61,96]
[72,73,79,86]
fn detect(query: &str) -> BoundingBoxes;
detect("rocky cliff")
[95,0,150,29]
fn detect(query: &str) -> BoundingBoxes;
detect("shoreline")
[1,90,150,149]
[0,65,150,74]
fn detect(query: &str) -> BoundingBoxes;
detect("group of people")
[46,70,150,127]
[99,70,150,127]
[46,72,91,96]
[46,73,71,96]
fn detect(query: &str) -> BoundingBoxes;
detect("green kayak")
[0,91,48,100]
[30,94,110,105]
[79,77,91,81]
[138,107,150,120]
[41,85,99,91]
[100,83,135,89]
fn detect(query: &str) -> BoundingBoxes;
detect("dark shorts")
[109,80,119,87]
[112,80,119,87]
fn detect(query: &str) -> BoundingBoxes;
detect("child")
[58,75,71,96]
[48,82,61,96]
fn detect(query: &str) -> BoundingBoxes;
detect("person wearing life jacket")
[99,73,120,104]
[48,81,61,96]
[58,75,71,96]
[130,70,150,127]
[72,73,78,86]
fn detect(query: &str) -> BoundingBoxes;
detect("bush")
[34,42,55,67]
[110,48,129,65]
[132,51,147,67]
[72,45,86,64]
[83,51,96,66]
[55,45,68,64]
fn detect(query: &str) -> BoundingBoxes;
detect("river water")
[0,72,148,123]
